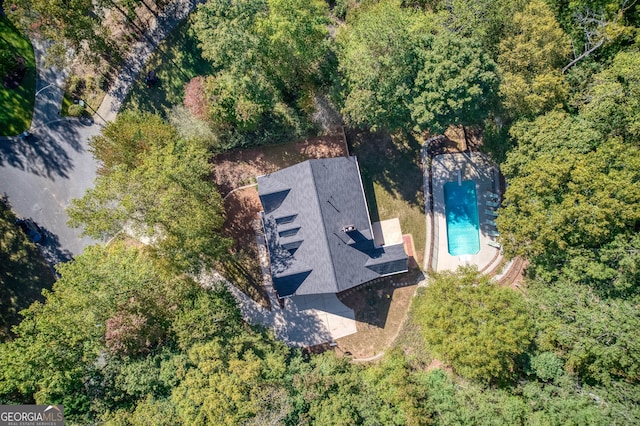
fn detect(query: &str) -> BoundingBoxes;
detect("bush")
[66,75,85,96]
[67,104,86,117]
[530,352,565,382]
[0,51,17,77]
[183,76,209,120]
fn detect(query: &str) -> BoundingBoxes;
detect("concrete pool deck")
[429,152,503,272]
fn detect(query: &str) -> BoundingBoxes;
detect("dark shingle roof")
[258,157,408,297]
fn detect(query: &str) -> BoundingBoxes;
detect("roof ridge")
[352,156,376,244]
[307,159,340,293]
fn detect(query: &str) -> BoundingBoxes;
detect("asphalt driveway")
[0,120,100,263]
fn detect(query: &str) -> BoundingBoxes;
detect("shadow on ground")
[0,201,56,339]
[121,17,214,117]
[339,269,424,329]
[335,269,425,358]
[346,128,423,214]
[38,225,74,266]
[0,120,85,179]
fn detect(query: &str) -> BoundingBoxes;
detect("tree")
[529,277,640,386]
[497,0,572,118]
[0,241,252,422]
[434,0,528,53]
[336,0,430,131]
[0,244,181,417]
[69,130,229,274]
[410,30,498,134]
[545,0,638,72]
[192,0,329,144]
[412,267,533,383]
[501,110,600,178]
[254,0,330,94]
[193,0,268,74]
[102,395,180,425]
[497,137,640,284]
[361,349,433,424]
[193,0,328,96]
[287,352,385,425]
[7,0,115,65]
[89,111,178,176]
[171,334,291,425]
[579,50,640,140]
[204,70,276,132]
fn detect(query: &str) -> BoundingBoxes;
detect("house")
[258,156,408,299]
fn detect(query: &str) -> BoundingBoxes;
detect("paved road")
[0,0,203,265]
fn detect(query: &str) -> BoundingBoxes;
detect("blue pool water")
[444,180,480,256]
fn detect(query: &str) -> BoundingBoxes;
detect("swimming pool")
[444,180,480,256]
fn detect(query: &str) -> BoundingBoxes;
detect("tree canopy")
[68,113,229,274]
[411,30,498,133]
[3,0,640,422]
[412,267,533,383]
[497,0,572,117]
[89,111,179,176]
[336,0,429,131]
[191,0,329,142]
[0,244,182,410]
[498,49,640,287]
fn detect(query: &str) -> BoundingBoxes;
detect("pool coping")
[429,152,503,273]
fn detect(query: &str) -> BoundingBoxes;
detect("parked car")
[16,218,42,243]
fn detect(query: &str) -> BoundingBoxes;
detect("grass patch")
[60,93,73,116]
[122,17,214,116]
[0,199,56,340]
[336,270,423,359]
[346,129,426,266]
[0,16,36,135]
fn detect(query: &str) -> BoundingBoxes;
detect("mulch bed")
[212,134,348,197]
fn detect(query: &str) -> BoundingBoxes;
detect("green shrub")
[67,103,86,117]
[66,75,85,96]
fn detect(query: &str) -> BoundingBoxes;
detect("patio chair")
[487,230,500,237]
[486,191,499,200]
[485,209,498,217]
[487,240,502,249]
[485,219,497,227]
[486,200,500,208]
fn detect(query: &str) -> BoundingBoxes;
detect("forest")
[1,0,640,424]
